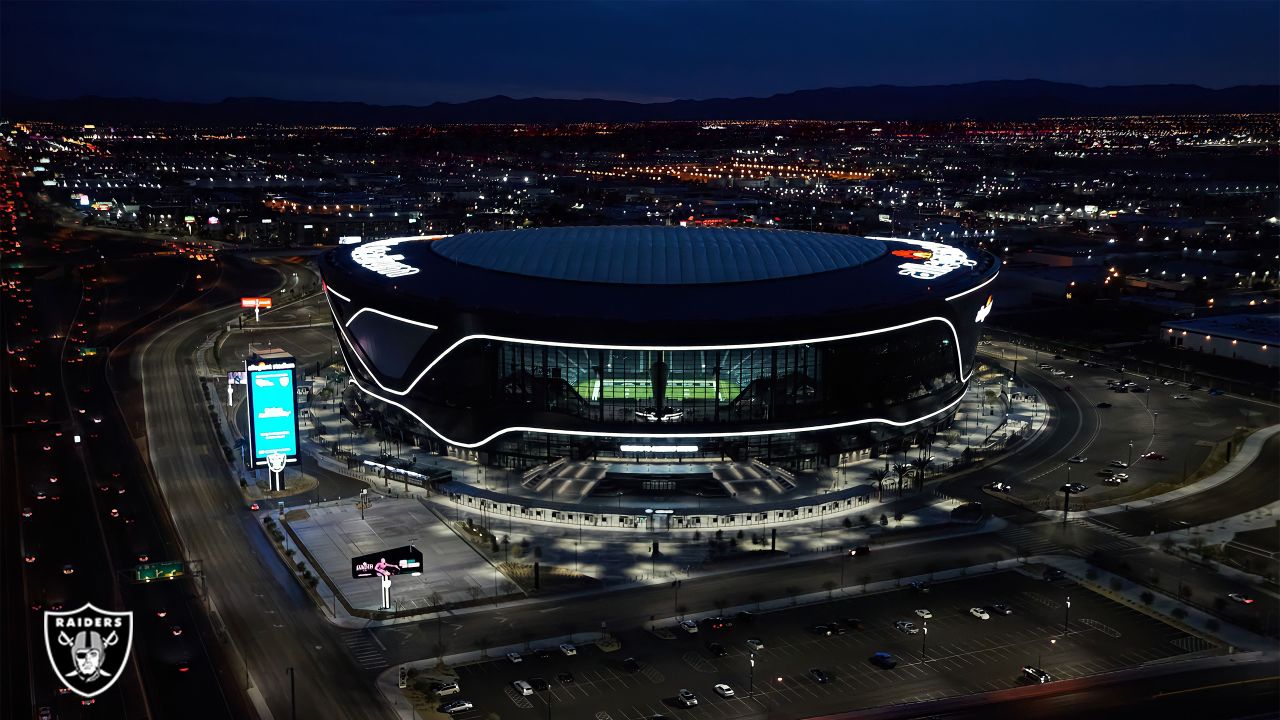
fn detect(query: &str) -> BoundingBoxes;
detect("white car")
[1109,460,1128,468]
[746,638,765,651]
[1067,455,1086,463]
[969,607,990,620]
[1173,394,1191,400]
[679,619,698,634]
[439,700,474,714]
[713,683,735,698]
[507,652,523,663]
[512,679,533,696]
[433,681,460,696]
[559,643,577,656]
[914,609,932,619]
[1162,380,1176,386]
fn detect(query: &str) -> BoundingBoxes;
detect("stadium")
[319,226,998,481]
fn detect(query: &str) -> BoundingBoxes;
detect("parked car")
[808,668,830,684]
[559,643,577,656]
[746,638,765,651]
[707,642,727,657]
[986,482,1012,493]
[1022,666,1052,684]
[676,689,699,707]
[679,620,698,634]
[969,607,990,620]
[1067,455,1086,463]
[914,609,932,619]
[869,652,897,669]
[623,657,641,672]
[713,683,735,698]
[894,620,919,635]
[908,581,931,594]
[507,651,523,663]
[1109,460,1128,468]
[431,681,460,696]
[439,700,474,714]
[1096,402,1112,409]
[987,603,1013,616]
[1141,452,1167,461]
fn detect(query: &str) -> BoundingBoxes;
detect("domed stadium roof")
[428,226,887,285]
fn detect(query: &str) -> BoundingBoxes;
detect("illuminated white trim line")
[945,271,999,302]
[347,370,969,449]
[344,307,438,330]
[326,285,352,303]
[324,283,977,397]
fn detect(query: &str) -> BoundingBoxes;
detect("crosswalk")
[997,521,1147,559]
[997,526,1066,557]
[340,629,388,670]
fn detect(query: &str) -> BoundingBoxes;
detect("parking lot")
[429,569,1217,718]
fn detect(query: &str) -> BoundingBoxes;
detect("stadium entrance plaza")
[286,366,1043,614]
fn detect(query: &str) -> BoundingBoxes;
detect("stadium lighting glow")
[620,445,700,453]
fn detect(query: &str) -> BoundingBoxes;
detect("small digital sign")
[240,297,272,309]
[246,359,298,467]
[351,546,424,579]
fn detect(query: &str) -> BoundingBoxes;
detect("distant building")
[1160,314,1279,368]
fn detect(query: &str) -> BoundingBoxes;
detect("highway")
[134,256,394,720]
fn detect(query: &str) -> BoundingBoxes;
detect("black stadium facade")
[319,227,998,471]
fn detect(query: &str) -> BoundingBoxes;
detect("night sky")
[3,1,1276,105]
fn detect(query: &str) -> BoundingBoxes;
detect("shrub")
[1139,591,1155,606]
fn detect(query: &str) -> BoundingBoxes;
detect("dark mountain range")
[2,80,1275,125]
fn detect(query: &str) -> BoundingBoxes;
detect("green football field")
[573,378,742,402]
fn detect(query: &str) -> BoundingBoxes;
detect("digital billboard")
[351,545,424,579]
[246,359,298,467]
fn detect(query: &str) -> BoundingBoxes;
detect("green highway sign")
[135,561,185,582]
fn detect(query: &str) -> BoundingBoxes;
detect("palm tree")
[891,462,912,499]
[910,456,934,493]
[867,468,889,502]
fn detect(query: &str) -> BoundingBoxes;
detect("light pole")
[672,579,682,616]
[1039,638,1056,667]
[1153,411,1159,436]
[748,650,756,696]
[1128,440,1133,468]
[1063,595,1071,634]
[287,666,296,720]
[921,620,928,658]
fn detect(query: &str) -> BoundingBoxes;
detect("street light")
[1064,595,1071,634]
[748,650,756,696]
[1039,638,1056,667]
[1128,440,1134,468]
[921,620,928,658]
